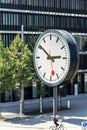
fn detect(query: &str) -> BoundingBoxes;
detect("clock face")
[34,31,70,86]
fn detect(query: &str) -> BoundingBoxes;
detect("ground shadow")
[4,114,53,126]
[3,94,87,128]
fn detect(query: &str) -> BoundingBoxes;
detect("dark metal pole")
[58,86,61,110]
[53,86,58,117]
[20,25,24,118]
[21,25,24,41]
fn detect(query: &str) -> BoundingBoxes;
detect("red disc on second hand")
[51,70,55,76]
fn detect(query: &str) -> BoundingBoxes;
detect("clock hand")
[38,45,54,62]
[47,56,61,60]
[49,50,55,76]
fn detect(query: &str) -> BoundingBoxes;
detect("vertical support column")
[40,96,43,113]
[20,25,24,118]
[53,86,58,117]
[21,25,24,41]
[58,86,61,110]
[74,84,78,95]
[81,73,85,93]
[0,94,2,119]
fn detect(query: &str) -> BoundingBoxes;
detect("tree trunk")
[0,94,2,119]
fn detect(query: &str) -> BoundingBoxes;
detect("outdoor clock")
[33,29,79,87]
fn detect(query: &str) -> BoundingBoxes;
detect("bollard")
[67,100,70,109]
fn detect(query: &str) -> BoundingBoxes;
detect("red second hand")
[49,50,55,76]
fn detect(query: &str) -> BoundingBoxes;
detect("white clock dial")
[34,32,70,86]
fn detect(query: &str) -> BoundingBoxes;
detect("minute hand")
[39,45,54,62]
[47,56,61,59]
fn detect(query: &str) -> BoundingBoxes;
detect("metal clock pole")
[20,25,24,118]
[53,86,58,117]
[58,86,60,110]
[33,29,79,117]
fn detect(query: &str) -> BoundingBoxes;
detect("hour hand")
[47,56,61,60]
[38,45,54,62]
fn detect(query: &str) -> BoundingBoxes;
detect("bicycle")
[49,124,64,130]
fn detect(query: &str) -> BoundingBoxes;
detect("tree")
[29,34,48,113]
[8,34,34,117]
[37,81,48,113]
[0,35,16,118]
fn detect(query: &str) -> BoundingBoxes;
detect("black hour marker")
[43,73,46,78]
[38,45,42,49]
[61,45,65,49]
[43,38,46,43]
[56,37,59,42]
[62,57,67,59]
[36,56,40,59]
[56,74,59,79]
[50,34,52,40]
[61,67,65,71]
[38,66,41,69]
[50,76,52,81]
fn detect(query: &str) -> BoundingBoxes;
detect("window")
[3,13,8,25]
[84,0,87,11]
[14,14,18,25]
[60,0,84,10]
[86,18,87,30]
[33,0,38,6]
[28,14,39,27]
[66,17,70,28]
[0,0,11,3]
[70,17,75,29]
[39,15,44,27]
[0,0,19,4]
[61,0,66,9]
[49,0,54,8]
[79,17,84,29]
[56,16,60,28]
[49,16,54,27]
[27,0,32,5]
[27,14,33,26]
[34,15,38,27]
[21,0,26,5]
[60,17,66,28]
[45,0,54,7]
[76,0,80,10]
[75,0,84,10]
[21,14,26,26]
[45,15,55,28]
[13,0,19,4]
[70,0,76,9]
[56,0,60,8]
[38,0,43,6]
[46,15,49,27]
[3,13,19,26]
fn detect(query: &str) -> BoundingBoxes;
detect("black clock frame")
[33,29,79,87]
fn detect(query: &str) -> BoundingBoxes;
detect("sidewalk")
[0,94,87,130]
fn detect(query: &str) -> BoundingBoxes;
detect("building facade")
[0,0,87,102]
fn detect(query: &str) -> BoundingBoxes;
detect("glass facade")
[0,0,87,101]
[0,0,87,45]
[0,0,86,12]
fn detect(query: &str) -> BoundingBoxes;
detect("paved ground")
[0,94,87,130]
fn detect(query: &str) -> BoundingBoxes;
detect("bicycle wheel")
[57,125,64,130]
[49,125,56,130]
